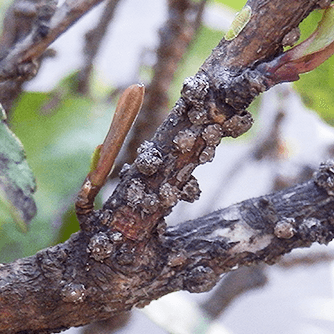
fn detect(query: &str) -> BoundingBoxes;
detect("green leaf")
[0,105,36,232]
[224,5,252,41]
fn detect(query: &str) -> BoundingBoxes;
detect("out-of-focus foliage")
[214,0,246,11]
[0,74,114,262]
[0,106,36,233]
[294,9,334,125]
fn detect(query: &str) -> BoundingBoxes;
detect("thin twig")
[77,0,122,95]
[201,265,267,319]
[0,0,57,111]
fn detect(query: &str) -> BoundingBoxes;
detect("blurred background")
[1,0,334,333]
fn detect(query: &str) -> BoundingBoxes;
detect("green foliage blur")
[214,0,246,10]
[0,0,333,263]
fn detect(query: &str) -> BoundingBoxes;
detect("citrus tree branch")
[0,0,105,82]
[0,0,332,333]
[1,162,334,333]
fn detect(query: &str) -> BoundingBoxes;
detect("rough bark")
[2,163,334,333]
[0,0,331,333]
[112,0,207,174]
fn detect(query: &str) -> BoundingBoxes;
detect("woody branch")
[0,0,105,82]
[0,0,332,333]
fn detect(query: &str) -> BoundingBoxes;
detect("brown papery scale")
[202,124,223,147]
[181,73,210,103]
[173,129,197,153]
[199,146,216,164]
[135,146,163,176]
[141,193,160,214]
[87,232,113,262]
[282,27,300,47]
[188,107,210,125]
[181,176,201,203]
[126,179,146,209]
[159,183,180,208]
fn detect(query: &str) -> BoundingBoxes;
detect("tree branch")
[0,0,105,82]
[1,161,334,333]
[0,0,332,333]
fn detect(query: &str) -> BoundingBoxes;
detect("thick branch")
[1,163,334,333]
[95,0,320,241]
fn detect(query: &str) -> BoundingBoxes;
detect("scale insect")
[225,5,252,41]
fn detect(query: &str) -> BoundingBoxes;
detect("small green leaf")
[224,5,252,41]
[0,104,36,232]
[90,144,102,173]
